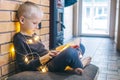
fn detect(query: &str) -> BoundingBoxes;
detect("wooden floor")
[70,37,120,80]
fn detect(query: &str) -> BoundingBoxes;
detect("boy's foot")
[82,57,92,68]
[65,67,83,75]
[74,68,84,75]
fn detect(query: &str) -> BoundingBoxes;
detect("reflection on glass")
[82,0,110,35]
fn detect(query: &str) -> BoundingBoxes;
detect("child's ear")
[19,16,25,24]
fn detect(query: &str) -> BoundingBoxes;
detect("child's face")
[20,13,42,34]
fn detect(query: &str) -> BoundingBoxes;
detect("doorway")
[81,0,110,36]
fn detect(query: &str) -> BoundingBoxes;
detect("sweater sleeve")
[13,35,42,71]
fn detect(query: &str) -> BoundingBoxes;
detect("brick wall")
[0,0,50,79]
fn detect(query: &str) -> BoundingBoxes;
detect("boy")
[13,1,91,74]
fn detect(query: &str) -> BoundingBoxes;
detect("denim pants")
[47,46,84,72]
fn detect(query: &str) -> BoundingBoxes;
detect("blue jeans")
[80,43,85,55]
[47,47,84,72]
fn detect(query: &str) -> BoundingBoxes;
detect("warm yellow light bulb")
[40,66,48,73]
[25,57,29,63]
[34,36,39,41]
[10,44,16,60]
[11,47,15,52]
[41,68,47,73]
[79,54,83,58]
[27,39,33,44]
[15,22,20,32]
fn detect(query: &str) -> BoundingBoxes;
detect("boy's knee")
[80,43,85,54]
[63,47,78,58]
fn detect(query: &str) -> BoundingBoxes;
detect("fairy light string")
[20,33,40,63]
[14,22,48,72]
[15,33,45,72]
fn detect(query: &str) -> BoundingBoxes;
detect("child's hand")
[39,53,52,65]
[49,50,60,57]
[71,45,79,48]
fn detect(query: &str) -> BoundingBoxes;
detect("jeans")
[47,47,84,72]
[80,43,85,55]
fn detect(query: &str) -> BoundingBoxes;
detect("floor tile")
[79,37,120,80]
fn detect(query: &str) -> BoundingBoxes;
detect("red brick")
[40,35,47,42]
[0,11,10,21]
[11,12,18,21]
[11,31,16,41]
[40,34,49,41]
[41,0,49,6]
[0,33,12,44]
[0,68,1,77]
[41,21,49,27]
[28,0,41,4]
[1,62,15,76]
[43,14,49,20]
[0,53,10,67]
[0,22,15,32]
[41,6,49,13]
[35,30,40,35]
[0,45,1,54]
[40,28,49,35]
[20,0,28,2]
[45,34,49,41]
[1,43,11,54]
[0,1,19,10]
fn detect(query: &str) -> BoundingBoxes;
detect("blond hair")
[17,1,43,20]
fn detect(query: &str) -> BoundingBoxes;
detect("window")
[81,0,110,35]
[98,7,102,15]
[94,7,97,16]
[86,7,91,17]
[95,0,108,2]
[104,7,108,14]
[84,0,92,2]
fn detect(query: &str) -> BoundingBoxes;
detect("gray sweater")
[13,32,48,71]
